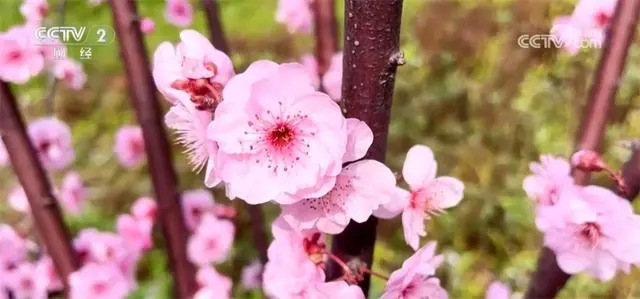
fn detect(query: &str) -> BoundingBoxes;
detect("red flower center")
[20,277,33,290]
[92,281,108,294]
[267,123,296,149]
[7,50,22,62]
[171,63,223,112]
[595,11,610,28]
[580,222,602,247]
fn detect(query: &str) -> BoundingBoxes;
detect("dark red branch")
[107,0,197,297]
[201,0,230,54]
[0,81,79,292]
[327,0,404,294]
[525,1,640,298]
[312,0,339,77]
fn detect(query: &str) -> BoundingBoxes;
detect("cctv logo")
[35,26,87,44]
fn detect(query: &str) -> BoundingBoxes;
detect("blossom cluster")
[523,151,640,281]
[1,0,86,88]
[551,0,617,54]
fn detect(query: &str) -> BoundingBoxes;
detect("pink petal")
[402,145,437,190]
[427,176,464,209]
[342,118,373,163]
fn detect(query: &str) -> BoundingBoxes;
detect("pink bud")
[140,17,155,34]
[571,149,606,172]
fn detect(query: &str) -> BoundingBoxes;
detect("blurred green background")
[1,0,640,298]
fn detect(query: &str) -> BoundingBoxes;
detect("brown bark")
[201,0,230,54]
[327,0,404,294]
[0,81,79,292]
[312,0,339,77]
[525,1,640,298]
[107,0,197,297]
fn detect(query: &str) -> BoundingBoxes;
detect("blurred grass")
[1,0,640,298]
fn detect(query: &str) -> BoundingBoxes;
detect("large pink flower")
[164,0,193,27]
[27,117,74,170]
[113,125,145,168]
[52,58,87,90]
[209,61,348,204]
[69,263,131,299]
[181,189,216,231]
[276,0,314,34]
[187,215,235,266]
[541,186,640,281]
[281,159,396,234]
[375,145,464,250]
[381,241,448,299]
[485,281,511,299]
[58,171,87,215]
[262,217,326,298]
[0,25,45,84]
[322,52,343,101]
[116,214,153,251]
[20,0,49,24]
[550,0,617,54]
[5,262,47,299]
[195,266,232,298]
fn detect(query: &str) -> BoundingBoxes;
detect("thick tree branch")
[201,0,230,54]
[0,81,79,293]
[525,1,640,298]
[327,0,404,294]
[312,0,338,78]
[107,0,197,297]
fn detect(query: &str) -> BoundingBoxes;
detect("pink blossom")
[187,215,235,266]
[376,145,464,250]
[69,263,131,299]
[0,225,28,275]
[181,189,215,231]
[522,155,573,206]
[27,117,74,170]
[8,185,29,213]
[196,266,232,298]
[113,125,145,168]
[550,0,617,54]
[263,217,326,298]
[550,17,584,55]
[209,61,348,204]
[52,58,86,90]
[281,159,396,234]
[322,52,343,101]
[58,171,87,215]
[116,214,153,251]
[35,256,62,292]
[571,0,617,30]
[300,54,320,88]
[164,0,193,27]
[130,196,157,224]
[570,149,605,172]
[276,0,314,34]
[5,262,47,299]
[381,241,448,299]
[313,281,366,298]
[485,281,511,299]
[240,260,263,290]
[0,25,45,84]
[20,0,48,24]
[541,186,640,281]
[0,140,8,166]
[140,17,156,34]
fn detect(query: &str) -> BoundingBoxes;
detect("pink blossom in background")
[0,25,45,84]
[485,281,511,299]
[196,266,232,298]
[8,185,29,213]
[209,61,348,204]
[187,215,235,266]
[58,172,87,215]
[240,260,263,290]
[181,189,215,231]
[281,159,396,234]
[69,263,131,299]
[113,125,145,168]
[88,0,105,6]
[116,214,153,251]
[52,58,87,90]
[5,262,47,299]
[27,117,75,170]
[313,281,366,298]
[130,196,157,224]
[37,37,64,63]
[381,241,448,299]
[300,54,321,88]
[276,0,314,34]
[0,224,28,275]
[322,52,343,101]
[550,17,584,55]
[550,0,618,54]
[20,0,49,24]
[570,149,606,172]
[375,145,465,250]
[522,155,573,206]
[139,17,155,34]
[541,186,640,281]
[35,256,62,292]
[262,217,326,298]
[164,0,193,27]
[0,140,8,166]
